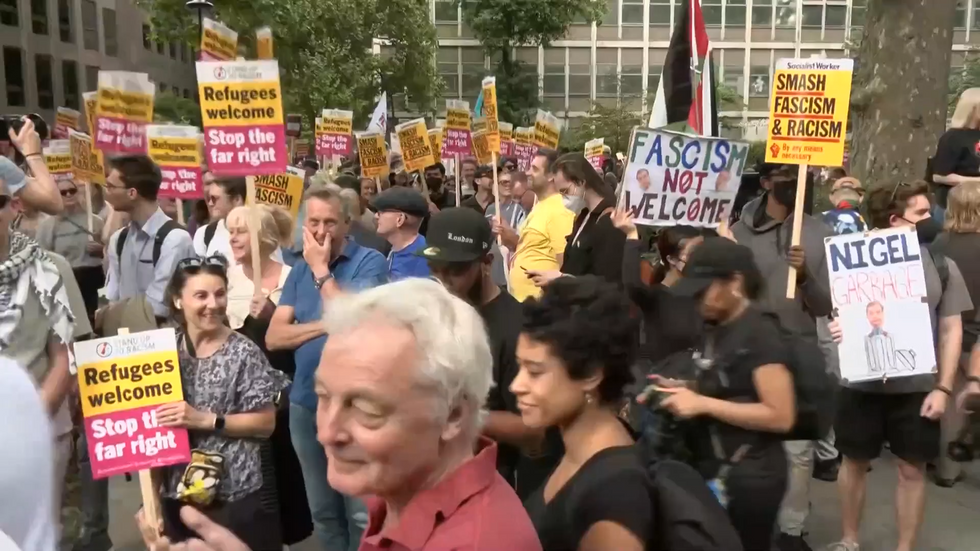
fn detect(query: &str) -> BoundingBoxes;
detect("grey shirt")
[485,202,527,288]
[846,250,974,393]
[106,207,196,317]
[35,212,105,269]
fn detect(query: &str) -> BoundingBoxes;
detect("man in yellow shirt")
[495,150,574,301]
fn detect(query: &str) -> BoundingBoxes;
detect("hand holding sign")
[787,245,806,282]
[156,401,211,430]
[611,207,638,239]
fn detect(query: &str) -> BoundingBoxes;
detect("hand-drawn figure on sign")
[863,301,916,375]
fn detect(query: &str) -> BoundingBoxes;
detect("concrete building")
[0,0,196,124]
[427,0,979,140]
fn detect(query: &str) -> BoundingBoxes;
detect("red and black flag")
[648,0,718,136]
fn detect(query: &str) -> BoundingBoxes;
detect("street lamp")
[185,0,214,46]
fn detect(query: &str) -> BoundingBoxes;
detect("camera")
[0,113,49,143]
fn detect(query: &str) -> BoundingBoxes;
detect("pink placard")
[320,133,352,157]
[95,117,148,154]
[443,128,471,156]
[83,403,191,480]
[501,140,515,158]
[158,166,204,200]
[202,124,287,177]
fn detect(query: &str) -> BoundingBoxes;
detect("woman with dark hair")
[512,276,653,551]
[657,237,795,550]
[525,153,626,287]
[137,256,289,551]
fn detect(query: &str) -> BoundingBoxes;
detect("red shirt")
[358,438,542,551]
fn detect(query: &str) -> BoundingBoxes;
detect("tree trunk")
[850,0,956,188]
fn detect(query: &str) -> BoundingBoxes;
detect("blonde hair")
[950,88,980,129]
[225,204,295,255]
[945,182,980,233]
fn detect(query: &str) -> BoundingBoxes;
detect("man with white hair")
[317,278,542,551]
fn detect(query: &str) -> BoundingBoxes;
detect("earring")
[585,392,595,405]
[174,301,182,310]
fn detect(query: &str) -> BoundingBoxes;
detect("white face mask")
[562,186,586,213]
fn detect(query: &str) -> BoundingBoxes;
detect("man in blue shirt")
[369,186,431,280]
[267,185,387,551]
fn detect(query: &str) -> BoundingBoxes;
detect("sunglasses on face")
[177,255,229,271]
[61,188,78,197]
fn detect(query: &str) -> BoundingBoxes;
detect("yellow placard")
[256,27,273,60]
[473,117,486,134]
[321,113,353,135]
[250,167,304,218]
[765,58,854,166]
[499,122,513,144]
[428,128,443,160]
[472,130,492,165]
[533,109,561,149]
[78,350,183,417]
[395,118,435,173]
[198,81,284,127]
[83,92,98,133]
[148,137,201,168]
[96,88,153,123]
[201,18,238,61]
[481,76,500,154]
[54,107,81,138]
[357,132,389,178]
[515,126,532,146]
[446,103,471,131]
[69,132,105,185]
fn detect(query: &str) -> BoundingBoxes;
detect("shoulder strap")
[204,221,218,248]
[931,247,950,293]
[152,220,184,266]
[116,227,129,260]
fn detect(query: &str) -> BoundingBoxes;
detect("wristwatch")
[213,415,226,432]
[312,271,333,290]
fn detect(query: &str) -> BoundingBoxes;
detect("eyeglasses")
[176,255,229,271]
[61,188,78,197]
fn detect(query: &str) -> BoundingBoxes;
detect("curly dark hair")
[521,276,638,404]
[164,257,229,326]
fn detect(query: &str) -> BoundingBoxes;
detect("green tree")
[153,91,203,127]
[948,54,980,116]
[137,0,440,129]
[459,0,606,125]
[562,100,643,153]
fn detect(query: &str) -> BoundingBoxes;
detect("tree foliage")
[948,54,980,116]
[136,0,440,128]
[458,0,606,124]
[153,91,203,127]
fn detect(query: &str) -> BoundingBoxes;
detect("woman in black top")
[933,88,980,207]
[525,153,626,287]
[658,237,795,551]
[511,276,653,551]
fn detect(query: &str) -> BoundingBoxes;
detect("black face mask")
[426,176,443,191]
[914,216,942,245]
[771,180,797,208]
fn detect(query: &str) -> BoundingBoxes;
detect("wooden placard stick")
[785,163,809,299]
[245,177,264,284]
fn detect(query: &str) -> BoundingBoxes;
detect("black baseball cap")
[368,186,429,218]
[474,165,493,178]
[671,237,759,297]
[416,208,492,263]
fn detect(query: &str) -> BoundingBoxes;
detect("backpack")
[203,221,219,249]
[115,220,184,266]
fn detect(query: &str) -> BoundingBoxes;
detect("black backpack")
[203,221,219,249]
[115,219,185,266]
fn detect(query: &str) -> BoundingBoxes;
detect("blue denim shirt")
[279,238,388,410]
[387,235,430,281]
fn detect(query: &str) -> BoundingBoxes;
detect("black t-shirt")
[524,446,654,551]
[479,291,523,483]
[936,232,980,350]
[460,193,490,214]
[561,198,626,285]
[688,307,790,479]
[933,128,980,206]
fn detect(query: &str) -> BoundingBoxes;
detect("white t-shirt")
[193,219,284,264]
[0,356,57,551]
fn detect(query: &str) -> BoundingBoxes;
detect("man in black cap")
[370,186,431,280]
[461,164,494,214]
[420,208,554,497]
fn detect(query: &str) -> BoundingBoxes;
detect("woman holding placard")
[137,256,289,550]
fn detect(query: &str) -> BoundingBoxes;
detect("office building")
[1,0,196,125]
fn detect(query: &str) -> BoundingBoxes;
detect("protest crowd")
[4,4,980,551]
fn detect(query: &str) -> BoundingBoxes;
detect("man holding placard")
[826,182,973,551]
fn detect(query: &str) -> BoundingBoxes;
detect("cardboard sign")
[533,109,561,149]
[472,129,492,165]
[825,227,937,383]
[74,328,192,480]
[147,125,203,200]
[444,100,472,156]
[250,166,304,217]
[54,107,81,139]
[69,131,105,185]
[295,139,310,158]
[83,91,98,133]
[197,60,287,177]
[585,138,605,171]
[44,140,73,174]
[473,117,486,134]
[285,114,303,138]
[622,128,750,228]
[428,128,443,161]
[319,109,353,157]
[481,76,500,153]
[356,131,388,178]
[765,58,854,166]
[514,126,535,172]
[256,26,273,60]
[499,122,514,157]
[395,118,435,172]
[95,71,155,154]
[200,18,238,62]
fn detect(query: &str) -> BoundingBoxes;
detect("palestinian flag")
[648,0,718,136]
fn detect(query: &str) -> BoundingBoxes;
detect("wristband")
[24,153,42,159]
[935,384,953,396]
[967,375,980,385]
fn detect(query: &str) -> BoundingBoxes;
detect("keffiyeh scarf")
[0,231,75,349]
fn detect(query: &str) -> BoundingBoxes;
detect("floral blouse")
[163,331,289,502]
